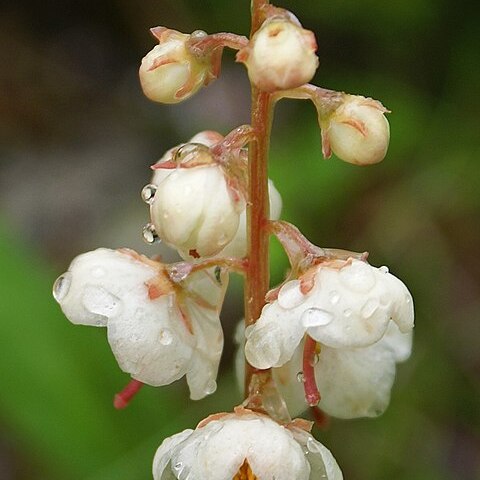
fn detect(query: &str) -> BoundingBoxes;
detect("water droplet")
[142,223,160,244]
[141,184,157,204]
[277,280,305,309]
[82,286,121,317]
[296,371,305,383]
[191,30,207,40]
[329,290,340,305]
[405,294,411,304]
[173,462,184,473]
[312,353,320,366]
[91,266,105,278]
[130,334,140,343]
[343,308,352,318]
[217,233,228,247]
[306,436,322,453]
[174,143,210,166]
[301,308,334,328]
[53,272,71,303]
[361,298,379,318]
[379,265,389,274]
[204,379,217,395]
[159,329,173,345]
[339,261,376,293]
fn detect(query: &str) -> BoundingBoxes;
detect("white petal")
[296,260,414,348]
[107,294,195,386]
[181,415,310,480]
[151,166,242,257]
[183,268,228,399]
[291,429,343,480]
[314,340,397,418]
[215,178,283,258]
[245,302,306,369]
[54,248,155,327]
[153,429,194,480]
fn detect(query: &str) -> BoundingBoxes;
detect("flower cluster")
[53,2,413,478]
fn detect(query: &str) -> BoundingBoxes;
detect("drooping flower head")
[153,408,343,479]
[244,257,414,418]
[321,94,390,165]
[53,248,228,400]
[143,131,282,259]
[237,16,318,92]
[139,27,222,104]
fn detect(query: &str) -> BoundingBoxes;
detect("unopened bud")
[139,27,220,104]
[322,95,390,165]
[149,148,245,258]
[237,18,318,92]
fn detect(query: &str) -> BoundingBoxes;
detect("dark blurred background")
[0,0,479,478]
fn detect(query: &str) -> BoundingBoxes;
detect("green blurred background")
[0,0,479,478]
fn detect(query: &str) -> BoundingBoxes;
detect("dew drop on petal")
[204,379,217,395]
[142,223,160,244]
[82,286,122,317]
[379,265,389,274]
[329,290,340,305]
[141,184,157,204]
[296,371,305,383]
[343,308,352,318]
[361,298,379,318]
[301,308,334,328]
[159,329,173,345]
[53,272,72,303]
[339,261,376,293]
[277,280,305,309]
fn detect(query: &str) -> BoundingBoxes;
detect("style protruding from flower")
[144,130,282,259]
[139,27,222,104]
[152,408,343,480]
[320,94,390,165]
[237,17,318,92]
[244,250,414,419]
[53,248,228,400]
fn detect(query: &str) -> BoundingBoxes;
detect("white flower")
[53,248,228,400]
[147,133,283,259]
[150,157,245,258]
[139,28,220,104]
[321,94,390,165]
[244,258,414,418]
[152,409,343,480]
[237,18,318,92]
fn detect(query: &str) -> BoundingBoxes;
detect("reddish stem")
[244,0,273,395]
[302,335,320,406]
[114,379,144,409]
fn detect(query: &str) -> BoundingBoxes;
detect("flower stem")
[244,0,273,395]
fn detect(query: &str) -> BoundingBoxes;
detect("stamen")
[302,335,321,406]
[114,379,144,409]
[233,459,257,480]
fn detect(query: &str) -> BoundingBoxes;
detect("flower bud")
[149,132,283,259]
[149,146,245,258]
[139,28,220,104]
[321,95,390,165]
[237,18,318,92]
[53,248,228,399]
[153,409,342,480]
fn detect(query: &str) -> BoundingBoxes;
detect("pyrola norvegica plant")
[53,2,414,478]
